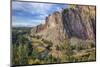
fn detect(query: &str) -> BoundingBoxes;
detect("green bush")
[63,9,69,13]
[12,44,29,65]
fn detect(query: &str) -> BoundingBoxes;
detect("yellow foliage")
[36,46,45,53]
[32,38,44,44]
[28,59,34,64]
[48,49,63,59]
[28,59,41,64]
[70,4,76,8]
[33,59,40,64]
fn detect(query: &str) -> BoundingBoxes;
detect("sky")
[12,1,69,27]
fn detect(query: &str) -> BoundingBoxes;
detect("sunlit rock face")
[31,5,96,46]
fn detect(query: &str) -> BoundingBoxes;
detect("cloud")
[12,2,53,17]
[12,1,67,27]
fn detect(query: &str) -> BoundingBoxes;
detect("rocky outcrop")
[31,5,96,46]
[62,6,96,40]
[31,12,66,46]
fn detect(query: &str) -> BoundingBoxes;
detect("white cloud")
[12,2,24,10]
[12,1,67,27]
[12,1,54,16]
[30,3,54,13]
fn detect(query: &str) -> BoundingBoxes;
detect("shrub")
[42,39,52,45]
[35,46,45,53]
[12,43,29,65]
[69,38,96,51]
[63,9,69,13]
[59,39,73,57]
[69,4,76,9]
[86,40,95,49]
[28,59,34,64]
[88,52,96,61]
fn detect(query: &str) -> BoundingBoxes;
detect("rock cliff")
[31,5,96,46]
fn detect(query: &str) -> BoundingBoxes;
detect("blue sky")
[12,1,69,27]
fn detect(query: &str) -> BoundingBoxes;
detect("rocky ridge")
[31,5,96,46]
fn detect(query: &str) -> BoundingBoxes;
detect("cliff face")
[62,6,96,40]
[31,12,66,46]
[31,5,96,46]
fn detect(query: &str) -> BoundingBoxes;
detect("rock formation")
[31,5,96,46]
